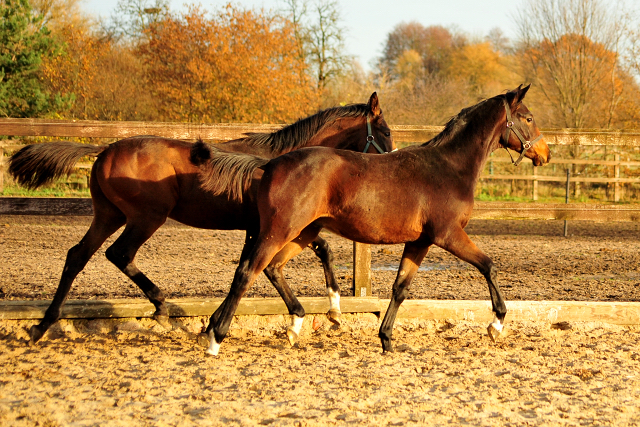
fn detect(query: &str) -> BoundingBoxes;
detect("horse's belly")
[317,216,422,245]
[169,199,257,231]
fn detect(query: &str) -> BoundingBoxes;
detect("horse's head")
[500,85,550,166]
[319,92,396,154]
[361,92,396,154]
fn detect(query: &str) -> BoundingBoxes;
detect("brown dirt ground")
[1,216,640,426]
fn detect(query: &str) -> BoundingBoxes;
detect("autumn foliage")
[138,5,319,123]
[5,0,640,130]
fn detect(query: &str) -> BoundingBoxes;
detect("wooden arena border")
[1,298,639,325]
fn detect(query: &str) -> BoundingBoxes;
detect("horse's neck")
[304,117,365,150]
[433,112,503,183]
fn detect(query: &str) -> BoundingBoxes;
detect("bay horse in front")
[194,85,551,355]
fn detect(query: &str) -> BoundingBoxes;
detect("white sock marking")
[328,289,341,312]
[291,315,304,336]
[205,332,220,356]
[490,315,503,333]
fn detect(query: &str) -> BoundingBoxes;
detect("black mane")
[241,103,370,155]
[422,96,500,148]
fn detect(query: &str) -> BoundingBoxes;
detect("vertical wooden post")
[0,146,4,193]
[353,242,372,297]
[614,154,621,202]
[532,165,538,201]
[564,168,570,237]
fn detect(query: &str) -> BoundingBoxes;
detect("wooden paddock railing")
[2,118,640,298]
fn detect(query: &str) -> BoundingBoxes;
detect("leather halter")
[501,99,543,166]
[363,116,396,154]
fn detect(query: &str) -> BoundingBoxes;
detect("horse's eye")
[526,118,533,123]
[384,132,391,137]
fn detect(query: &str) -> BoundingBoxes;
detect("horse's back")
[92,136,198,218]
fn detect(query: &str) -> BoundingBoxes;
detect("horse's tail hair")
[190,140,269,203]
[9,142,107,189]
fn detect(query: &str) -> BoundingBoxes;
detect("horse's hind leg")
[379,242,430,352]
[263,225,323,345]
[308,236,342,325]
[104,216,170,326]
[440,227,507,341]
[30,215,124,343]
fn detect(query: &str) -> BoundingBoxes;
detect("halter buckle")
[506,121,514,128]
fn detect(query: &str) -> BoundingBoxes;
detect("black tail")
[9,142,107,189]
[190,140,269,203]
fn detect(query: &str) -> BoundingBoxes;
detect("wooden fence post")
[0,145,4,193]
[532,165,538,201]
[353,242,372,297]
[614,154,621,202]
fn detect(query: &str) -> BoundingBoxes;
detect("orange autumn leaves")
[139,5,318,123]
[40,4,319,123]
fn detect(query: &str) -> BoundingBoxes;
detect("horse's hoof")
[196,333,210,348]
[153,314,172,330]
[286,328,298,346]
[380,338,393,353]
[327,309,342,326]
[205,340,220,356]
[29,325,44,344]
[487,324,502,342]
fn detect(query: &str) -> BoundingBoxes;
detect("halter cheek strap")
[363,116,397,154]
[502,99,543,166]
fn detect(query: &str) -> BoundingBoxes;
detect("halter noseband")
[501,99,543,166]
[363,115,397,154]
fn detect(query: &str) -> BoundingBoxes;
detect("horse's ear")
[516,84,531,103]
[507,84,531,108]
[367,92,381,117]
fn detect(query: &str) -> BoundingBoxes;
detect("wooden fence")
[3,118,640,298]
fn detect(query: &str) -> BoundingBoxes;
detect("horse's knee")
[63,244,88,275]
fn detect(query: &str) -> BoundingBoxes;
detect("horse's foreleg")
[379,242,430,352]
[31,217,122,343]
[206,240,284,356]
[309,236,341,325]
[440,228,507,341]
[104,218,170,327]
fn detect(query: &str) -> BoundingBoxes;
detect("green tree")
[0,0,58,117]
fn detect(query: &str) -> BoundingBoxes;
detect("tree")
[446,42,519,98]
[280,0,351,93]
[139,5,318,123]
[378,22,463,78]
[106,0,169,42]
[31,0,91,31]
[40,20,155,121]
[515,0,631,128]
[0,0,59,117]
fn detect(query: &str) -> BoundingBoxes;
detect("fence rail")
[3,118,640,145]
[2,197,640,222]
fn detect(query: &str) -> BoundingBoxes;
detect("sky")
[81,0,518,70]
